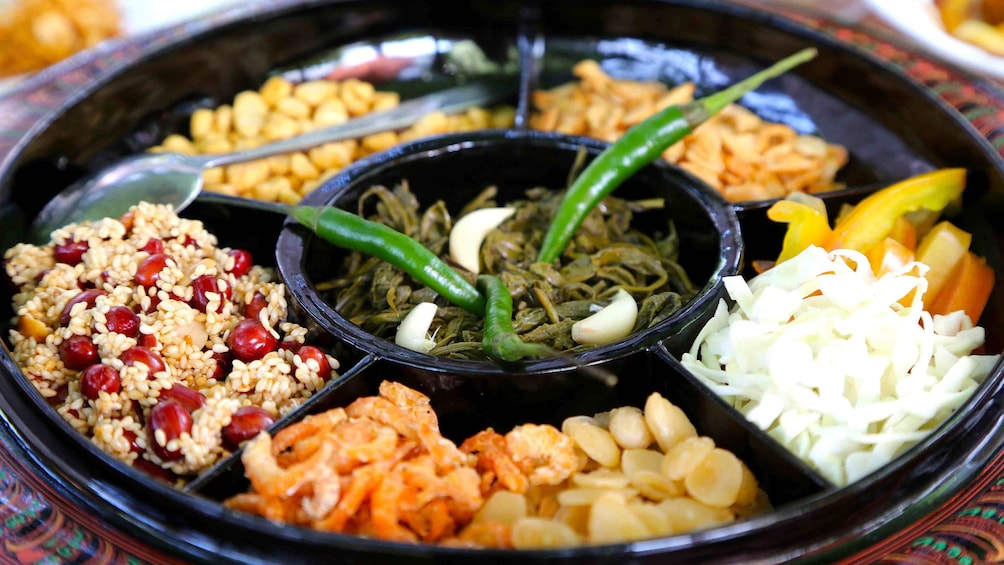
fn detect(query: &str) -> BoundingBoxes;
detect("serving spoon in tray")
[27,80,512,244]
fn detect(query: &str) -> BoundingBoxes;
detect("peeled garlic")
[571,289,638,345]
[395,302,438,353]
[449,207,516,274]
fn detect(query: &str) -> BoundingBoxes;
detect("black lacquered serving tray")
[2,1,1004,563]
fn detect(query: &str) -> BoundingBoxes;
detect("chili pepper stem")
[693,47,818,122]
[536,48,818,264]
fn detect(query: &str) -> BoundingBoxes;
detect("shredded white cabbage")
[680,245,1000,486]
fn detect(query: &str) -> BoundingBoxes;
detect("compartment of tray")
[193,346,827,529]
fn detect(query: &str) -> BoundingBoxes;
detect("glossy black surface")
[0,0,1002,563]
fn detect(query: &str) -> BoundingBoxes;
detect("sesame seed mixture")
[3,202,338,484]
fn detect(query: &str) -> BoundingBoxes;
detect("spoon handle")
[197,81,512,169]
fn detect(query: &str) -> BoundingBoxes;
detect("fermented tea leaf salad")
[291,49,818,363]
[681,170,1000,485]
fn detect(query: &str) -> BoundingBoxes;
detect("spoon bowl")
[27,80,513,243]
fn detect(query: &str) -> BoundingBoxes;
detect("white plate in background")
[863,0,1004,80]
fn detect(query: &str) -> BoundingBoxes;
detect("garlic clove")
[571,289,638,346]
[395,302,438,353]
[449,207,516,274]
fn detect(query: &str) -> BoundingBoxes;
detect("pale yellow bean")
[629,470,683,501]
[557,487,637,507]
[657,498,734,534]
[562,416,620,468]
[621,449,663,477]
[570,468,631,490]
[644,392,697,452]
[553,505,590,536]
[661,436,715,481]
[684,448,743,508]
[609,406,653,449]
[628,502,673,536]
[734,461,759,508]
[511,518,580,549]
[587,492,650,544]
[473,490,527,525]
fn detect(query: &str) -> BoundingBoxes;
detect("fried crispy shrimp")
[369,469,418,543]
[272,408,347,467]
[504,424,579,486]
[242,431,335,499]
[461,429,529,494]
[348,386,470,472]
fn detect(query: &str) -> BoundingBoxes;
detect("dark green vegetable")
[291,205,486,315]
[476,274,553,362]
[536,48,818,263]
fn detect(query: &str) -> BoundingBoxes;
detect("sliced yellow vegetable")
[888,216,918,251]
[825,168,966,254]
[866,237,916,278]
[915,220,972,302]
[766,199,832,263]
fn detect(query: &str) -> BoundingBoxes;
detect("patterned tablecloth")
[2,1,1004,563]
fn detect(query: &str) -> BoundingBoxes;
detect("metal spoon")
[28,80,511,244]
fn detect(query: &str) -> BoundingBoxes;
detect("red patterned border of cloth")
[1,1,1004,563]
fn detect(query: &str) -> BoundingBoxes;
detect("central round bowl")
[276,129,741,381]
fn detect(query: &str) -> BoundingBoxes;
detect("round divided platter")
[2,0,1004,563]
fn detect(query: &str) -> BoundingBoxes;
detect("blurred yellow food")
[936,0,1004,55]
[0,0,121,77]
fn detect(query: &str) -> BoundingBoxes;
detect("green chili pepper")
[476,274,554,362]
[536,48,818,264]
[292,205,486,315]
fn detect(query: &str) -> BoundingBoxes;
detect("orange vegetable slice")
[915,221,972,302]
[928,251,995,322]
